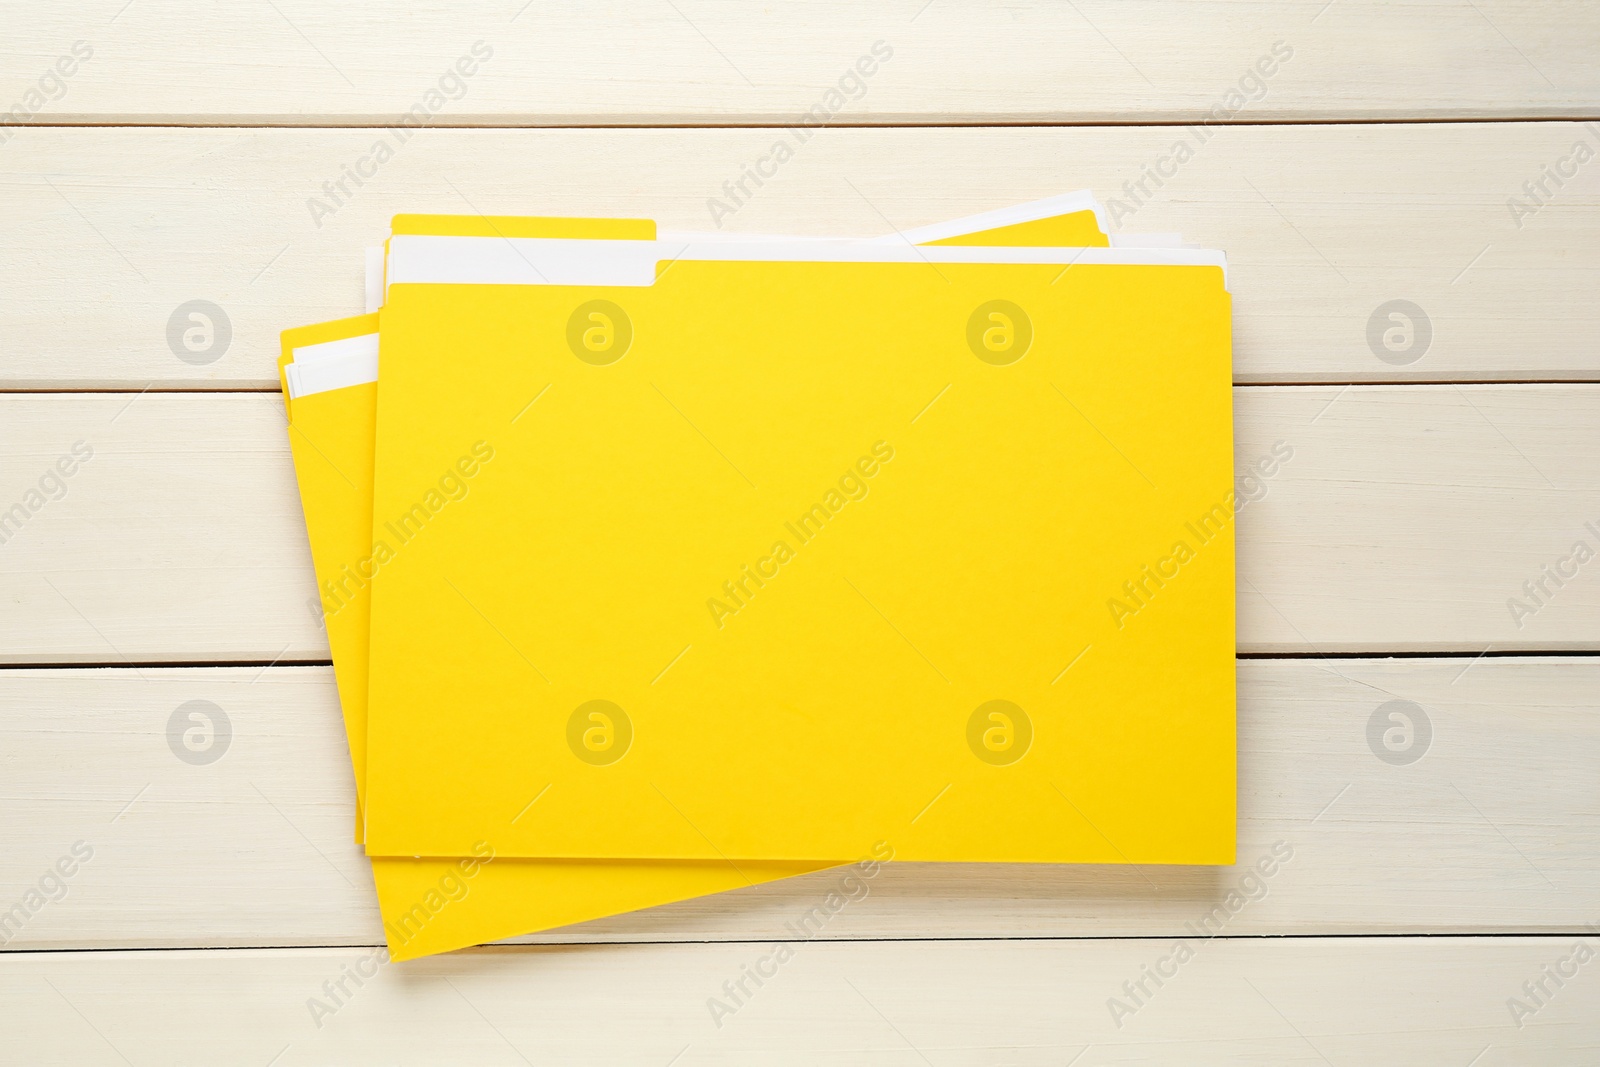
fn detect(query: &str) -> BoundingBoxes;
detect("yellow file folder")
[363,242,1235,864]
[285,202,1128,958]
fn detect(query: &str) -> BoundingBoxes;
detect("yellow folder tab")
[884,190,1109,249]
[926,213,1105,247]
[364,243,1235,864]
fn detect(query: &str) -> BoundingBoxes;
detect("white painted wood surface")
[5,1,1598,125]
[5,1,1598,1060]
[4,123,1597,387]
[1,659,1595,950]
[3,939,1596,1065]
[1,387,1595,663]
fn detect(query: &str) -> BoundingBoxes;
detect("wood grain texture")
[3,938,1597,1064]
[5,5,1596,1057]
[5,1,1599,125]
[2,387,1594,664]
[2,123,1597,388]
[2,658,1594,950]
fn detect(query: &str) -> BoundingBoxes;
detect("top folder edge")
[385,238,1229,292]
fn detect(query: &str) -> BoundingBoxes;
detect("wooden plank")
[5,2,1598,125]
[1,658,1594,950]
[2,387,1595,663]
[1,122,1597,387]
[0,394,317,664]
[1234,384,1600,653]
[2,938,1596,1063]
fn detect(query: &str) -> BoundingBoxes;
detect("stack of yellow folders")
[279,193,1235,961]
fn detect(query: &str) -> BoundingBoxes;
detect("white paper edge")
[385,236,1227,293]
[287,333,380,398]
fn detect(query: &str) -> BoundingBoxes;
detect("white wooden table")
[3,3,1598,1063]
